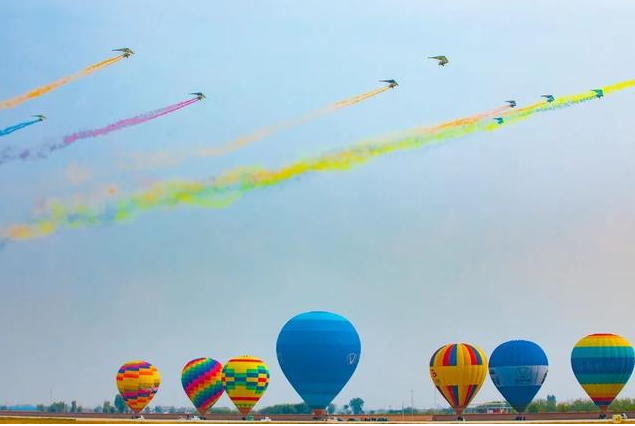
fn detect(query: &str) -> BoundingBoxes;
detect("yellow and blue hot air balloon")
[429,343,488,418]
[115,360,161,415]
[222,355,269,416]
[571,333,634,415]
[276,311,361,416]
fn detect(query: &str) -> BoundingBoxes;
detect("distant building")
[468,401,513,414]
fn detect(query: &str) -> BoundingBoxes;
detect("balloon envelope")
[571,333,634,413]
[222,355,269,415]
[181,358,224,416]
[429,343,488,416]
[489,340,548,413]
[116,360,161,414]
[276,311,361,415]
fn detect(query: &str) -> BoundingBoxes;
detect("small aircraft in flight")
[493,117,504,124]
[505,100,517,108]
[592,89,604,98]
[541,94,555,103]
[32,115,46,121]
[189,92,206,100]
[429,55,449,66]
[379,79,399,88]
[112,48,134,58]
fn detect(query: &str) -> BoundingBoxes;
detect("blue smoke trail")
[0,119,41,138]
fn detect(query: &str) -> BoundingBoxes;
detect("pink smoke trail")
[0,97,200,165]
[63,98,199,144]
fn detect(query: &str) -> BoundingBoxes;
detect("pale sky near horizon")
[1,0,635,411]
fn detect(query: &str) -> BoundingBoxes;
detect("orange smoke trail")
[199,85,392,156]
[0,55,125,109]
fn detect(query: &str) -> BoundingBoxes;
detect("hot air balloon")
[489,340,548,416]
[276,311,361,417]
[115,360,161,415]
[571,333,634,417]
[181,358,224,417]
[429,343,488,419]
[222,355,269,416]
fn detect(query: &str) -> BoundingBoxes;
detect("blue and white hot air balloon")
[276,311,361,416]
[489,340,548,414]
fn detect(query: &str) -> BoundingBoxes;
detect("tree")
[36,404,45,412]
[349,398,365,415]
[154,406,164,414]
[114,394,127,413]
[546,394,557,411]
[259,403,311,414]
[70,401,77,413]
[47,402,68,413]
[327,403,337,414]
[103,401,114,414]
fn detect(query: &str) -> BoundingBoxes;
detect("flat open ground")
[2,412,635,424]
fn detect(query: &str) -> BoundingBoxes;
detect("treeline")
[526,395,635,413]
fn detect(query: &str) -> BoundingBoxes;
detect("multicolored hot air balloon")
[276,311,361,416]
[181,358,224,416]
[571,333,634,415]
[429,343,488,418]
[489,340,549,414]
[222,355,269,415]
[115,361,161,415]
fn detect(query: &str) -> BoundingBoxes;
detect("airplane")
[493,117,504,124]
[189,92,206,100]
[112,48,134,58]
[505,100,517,108]
[429,55,449,66]
[541,94,555,102]
[32,114,46,121]
[379,79,398,88]
[592,89,604,98]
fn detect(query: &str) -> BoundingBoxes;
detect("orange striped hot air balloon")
[221,355,269,416]
[429,343,488,418]
[115,360,161,415]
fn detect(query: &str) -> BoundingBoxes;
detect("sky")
[1,0,635,411]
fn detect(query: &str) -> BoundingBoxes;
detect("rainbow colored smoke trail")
[4,78,634,242]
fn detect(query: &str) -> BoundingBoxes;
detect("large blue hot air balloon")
[276,311,361,416]
[489,340,549,414]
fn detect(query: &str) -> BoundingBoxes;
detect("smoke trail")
[0,55,125,109]
[4,79,633,242]
[199,85,393,156]
[0,119,41,137]
[0,98,200,165]
[63,98,199,144]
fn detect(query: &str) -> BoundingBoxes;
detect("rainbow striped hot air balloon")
[115,360,161,415]
[429,343,488,418]
[222,355,269,416]
[181,358,224,416]
[571,333,634,415]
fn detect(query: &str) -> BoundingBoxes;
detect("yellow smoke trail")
[0,55,124,109]
[603,78,635,95]
[199,85,392,156]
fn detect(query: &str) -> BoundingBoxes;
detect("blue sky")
[1,0,635,411]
